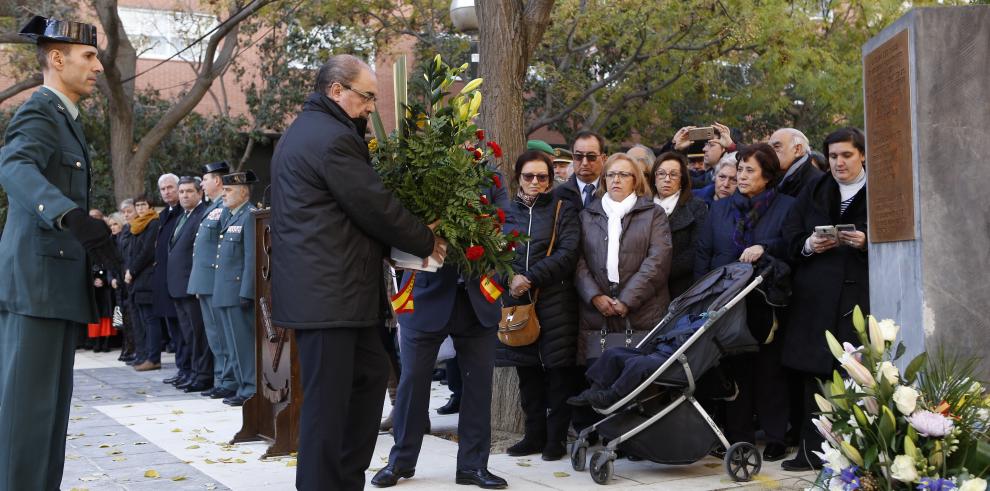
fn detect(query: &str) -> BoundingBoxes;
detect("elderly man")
[769,127,823,197]
[0,16,119,489]
[270,54,443,491]
[153,173,187,382]
[626,143,656,190]
[553,130,608,210]
[552,148,573,183]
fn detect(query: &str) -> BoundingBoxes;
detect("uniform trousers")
[217,304,255,399]
[388,289,497,472]
[199,294,236,391]
[174,296,213,385]
[295,326,390,491]
[0,312,76,491]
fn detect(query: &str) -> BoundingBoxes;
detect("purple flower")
[907,410,955,437]
[838,466,861,490]
[918,477,957,491]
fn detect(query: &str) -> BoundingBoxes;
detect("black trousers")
[174,297,213,384]
[795,371,827,461]
[516,365,579,447]
[723,340,789,445]
[295,326,389,491]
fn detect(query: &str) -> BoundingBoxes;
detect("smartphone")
[836,224,857,233]
[687,126,715,141]
[814,225,837,240]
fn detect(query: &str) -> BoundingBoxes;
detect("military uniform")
[0,17,103,490]
[212,173,257,405]
[187,161,236,397]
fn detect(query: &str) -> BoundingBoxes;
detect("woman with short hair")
[650,152,709,298]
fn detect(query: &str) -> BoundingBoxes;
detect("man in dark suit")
[0,16,120,489]
[372,179,509,489]
[552,130,607,211]
[153,173,186,384]
[167,176,212,392]
[770,127,823,198]
[270,55,443,491]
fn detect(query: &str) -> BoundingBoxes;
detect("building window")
[117,7,217,62]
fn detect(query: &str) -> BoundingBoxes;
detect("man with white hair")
[769,128,823,197]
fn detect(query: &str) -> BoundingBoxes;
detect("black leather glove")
[63,208,122,274]
[240,297,254,310]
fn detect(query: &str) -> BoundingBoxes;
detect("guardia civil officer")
[188,161,238,399]
[213,170,257,407]
[0,16,120,489]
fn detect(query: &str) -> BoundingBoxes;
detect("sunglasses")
[521,173,550,183]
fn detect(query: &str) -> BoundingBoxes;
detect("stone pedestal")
[864,6,990,378]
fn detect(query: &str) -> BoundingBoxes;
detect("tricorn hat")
[19,16,98,47]
[221,170,258,186]
[202,161,231,175]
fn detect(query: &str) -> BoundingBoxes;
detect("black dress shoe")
[763,442,788,462]
[176,379,196,390]
[210,387,236,399]
[183,382,213,393]
[222,395,245,406]
[506,438,544,457]
[455,468,507,489]
[163,375,182,384]
[567,388,621,409]
[709,445,726,459]
[781,454,823,471]
[370,466,415,487]
[436,396,460,415]
[541,442,566,461]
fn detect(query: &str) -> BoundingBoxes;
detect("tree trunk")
[478,0,555,434]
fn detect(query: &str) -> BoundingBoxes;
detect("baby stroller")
[570,261,783,485]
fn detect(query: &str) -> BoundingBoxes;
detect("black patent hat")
[221,170,258,186]
[202,161,231,175]
[19,16,98,47]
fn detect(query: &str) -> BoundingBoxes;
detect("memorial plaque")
[864,29,914,243]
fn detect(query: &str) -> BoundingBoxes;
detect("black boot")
[567,388,621,409]
[507,437,544,457]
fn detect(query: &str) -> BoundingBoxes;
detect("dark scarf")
[730,188,777,255]
[516,188,539,207]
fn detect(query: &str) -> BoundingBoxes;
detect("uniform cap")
[221,170,258,186]
[202,161,231,175]
[19,16,98,47]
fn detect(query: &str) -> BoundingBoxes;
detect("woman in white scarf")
[574,153,673,362]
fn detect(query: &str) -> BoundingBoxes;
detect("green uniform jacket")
[212,203,255,307]
[0,88,97,324]
[187,197,225,295]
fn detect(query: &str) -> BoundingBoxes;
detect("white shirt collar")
[576,178,597,197]
[43,85,79,120]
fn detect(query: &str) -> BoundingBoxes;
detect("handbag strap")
[529,200,563,305]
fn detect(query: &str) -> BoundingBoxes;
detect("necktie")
[171,211,189,246]
[583,183,596,208]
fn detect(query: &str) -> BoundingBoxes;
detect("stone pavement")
[62,350,818,490]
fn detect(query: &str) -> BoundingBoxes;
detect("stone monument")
[864,6,990,378]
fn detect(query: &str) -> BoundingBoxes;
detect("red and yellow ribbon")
[480,275,504,303]
[390,272,416,314]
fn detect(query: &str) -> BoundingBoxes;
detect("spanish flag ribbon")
[391,272,416,314]
[479,275,504,303]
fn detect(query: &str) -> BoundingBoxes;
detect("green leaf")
[903,352,928,384]
[894,342,907,361]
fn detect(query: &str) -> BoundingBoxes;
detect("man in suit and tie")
[0,16,120,489]
[154,173,187,387]
[188,161,237,399]
[167,176,212,393]
[213,170,257,407]
[372,176,510,489]
[552,130,607,211]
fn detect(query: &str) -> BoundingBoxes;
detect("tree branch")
[0,73,42,104]
[0,32,30,44]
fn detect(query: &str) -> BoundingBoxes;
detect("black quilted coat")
[495,192,581,368]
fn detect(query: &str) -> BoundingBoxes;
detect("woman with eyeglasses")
[495,150,582,461]
[575,153,672,363]
[694,143,796,463]
[650,152,709,299]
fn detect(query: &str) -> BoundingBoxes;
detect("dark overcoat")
[780,174,869,376]
[777,156,824,198]
[666,197,709,299]
[152,205,180,316]
[575,197,673,361]
[694,191,795,279]
[0,88,97,323]
[495,192,581,368]
[270,92,435,329]
[127,218,159,305]
[166,201,206,299]
[552,175,586,212]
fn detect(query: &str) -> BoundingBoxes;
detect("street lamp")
[449,0,478,78]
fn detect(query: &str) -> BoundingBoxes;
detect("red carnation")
[511,230,520,238]
[466,245,484,261]
[476,129,485,140]
[479,195,490,205]
[465,145,475,152]
[492,174,502,189]
[486,141,503,158]
[474,148,483,160]
[496,208,506,224]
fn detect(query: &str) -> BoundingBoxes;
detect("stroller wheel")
[570,440,588,471]
[590,450,615,485]
[724,442,762,482]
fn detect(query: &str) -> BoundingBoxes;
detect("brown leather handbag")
[498,201,562,347]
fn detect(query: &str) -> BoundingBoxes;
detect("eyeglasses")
[521,173,550,183]
[573,152,601,162]
[655,171,681,180]
[339,83,377,103]
[605,171,635,181]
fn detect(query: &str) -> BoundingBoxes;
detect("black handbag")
[584,317,649,361]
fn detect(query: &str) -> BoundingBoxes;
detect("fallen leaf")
[98,444,110,448]
[516,462,531,467]
[553,472,570,478]
[190,436,209,443]
[286,459,297,467]
[104,433,117,437]
[186,445,200,450]
[170,476,187,481]
[204,459,217,464]
[172,409,184,415]
[106,450,122,455]
[206,484,217,490]
[143,469,160,478]
[234,458,246,463]
[133,441,148,446]
[170,428,182,433]
[112,457,126,462]
[69,488,89,491]
[135,389,146,394]
[123,404,133,408]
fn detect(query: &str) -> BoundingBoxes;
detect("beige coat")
[575,197,673,361]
